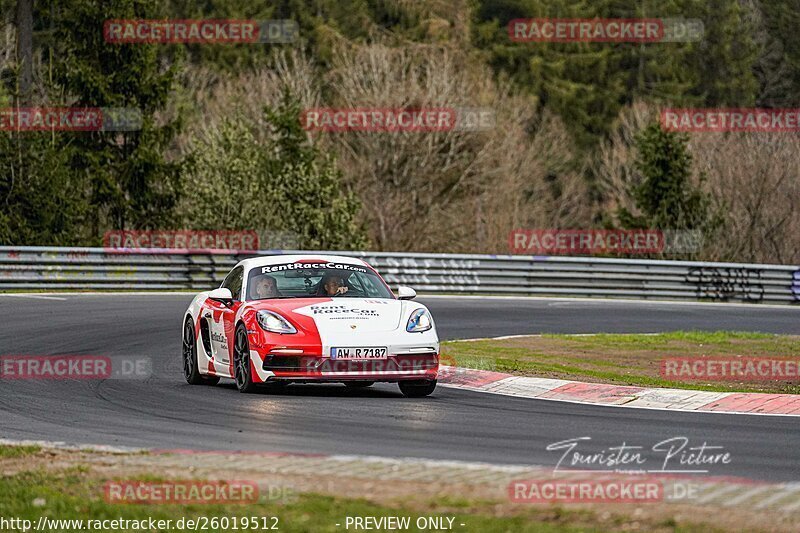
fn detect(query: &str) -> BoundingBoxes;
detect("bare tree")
[693,132,800,264]
[177,46,592,253]
[320,43,590,252]
[594,101,656,223]
[595,102,800,264]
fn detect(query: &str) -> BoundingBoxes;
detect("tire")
[183,318,219,386]
[344,381,374,389]
[398,380,437,398]
[233,324,258,393]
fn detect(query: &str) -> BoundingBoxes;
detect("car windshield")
[246,262,394,301]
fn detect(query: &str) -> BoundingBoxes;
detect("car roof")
[236,254,371,272]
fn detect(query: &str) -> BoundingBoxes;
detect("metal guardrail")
[1,246,799,304]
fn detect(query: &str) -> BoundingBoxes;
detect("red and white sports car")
[182,255,440,397]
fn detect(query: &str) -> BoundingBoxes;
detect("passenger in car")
[253,275,281,299]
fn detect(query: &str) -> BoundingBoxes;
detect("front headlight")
[406,308,432,332]
[257,310,297,334]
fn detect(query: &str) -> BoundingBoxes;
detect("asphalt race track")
[0,293,799,482]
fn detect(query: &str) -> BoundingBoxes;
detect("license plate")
[331,347,388,360]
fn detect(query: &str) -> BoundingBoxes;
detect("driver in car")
[253,275,280,299]
[322,274,349,296]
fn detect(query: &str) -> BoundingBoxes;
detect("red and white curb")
[439,367,800,416]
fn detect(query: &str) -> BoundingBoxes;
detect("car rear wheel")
[398,380,436,397]
[183,318,219,386]
[344,381,374,389]
[234,324,258,393]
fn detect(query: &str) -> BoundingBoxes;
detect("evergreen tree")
[0,132,91,245]
[618,122,715,233]
[753,0,800,107]
[180,92,368,250]
[49,0,183,238]
[163,0,278,70]
[686,0,759,106]
[472,0,760,145]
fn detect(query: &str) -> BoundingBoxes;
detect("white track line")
[0,294,67,301]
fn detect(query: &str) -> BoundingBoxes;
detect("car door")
[206,266,243,373]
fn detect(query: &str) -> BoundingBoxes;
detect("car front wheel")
[233,324,258,393]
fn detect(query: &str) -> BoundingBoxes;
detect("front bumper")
[252,353,439,383]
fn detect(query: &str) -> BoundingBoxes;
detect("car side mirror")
[397,286,417,300]
[208,287,234,305]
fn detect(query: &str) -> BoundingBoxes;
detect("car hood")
[255,297,412,334]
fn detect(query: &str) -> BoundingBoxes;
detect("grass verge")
[0,445,740,533]
[0,445,41,459]
[441,331,800,394]
[2,470,590,533]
